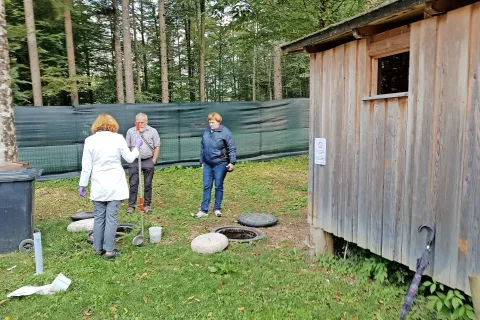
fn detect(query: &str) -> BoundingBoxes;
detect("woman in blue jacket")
[195,112,237,218]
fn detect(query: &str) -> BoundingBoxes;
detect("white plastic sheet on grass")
[7,273,71,297]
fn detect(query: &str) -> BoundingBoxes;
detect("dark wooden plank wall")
[308,3,480,294]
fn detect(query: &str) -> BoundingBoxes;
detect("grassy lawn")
[0,156,432,319]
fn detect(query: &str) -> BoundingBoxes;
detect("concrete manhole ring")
[211,225,265,243]
[71,211,94,221]
[68,218,94,232]
[87,223,134,244]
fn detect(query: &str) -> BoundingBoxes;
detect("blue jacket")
[200,124,237,166]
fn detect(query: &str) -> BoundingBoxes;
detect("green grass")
[0,156,431,319]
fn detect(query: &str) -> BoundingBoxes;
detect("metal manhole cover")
[237,212,278,227]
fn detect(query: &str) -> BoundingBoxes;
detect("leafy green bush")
[423,279,476,320]
[360,257,389,283]
[333,241,411,285]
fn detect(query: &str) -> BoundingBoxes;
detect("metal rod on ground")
[138,140,143,212]
[33,232,43,274]
[137,123,144,214]
[469,275,480,318]
[138,145,143,236]
[132,121,145,246]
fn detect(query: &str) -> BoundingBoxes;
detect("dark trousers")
[128,158,155,207]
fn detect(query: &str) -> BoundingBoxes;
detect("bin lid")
[0,168,43,182]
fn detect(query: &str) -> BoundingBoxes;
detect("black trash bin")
[0,168,42,253]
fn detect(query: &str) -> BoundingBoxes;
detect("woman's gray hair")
[136,113,148,121]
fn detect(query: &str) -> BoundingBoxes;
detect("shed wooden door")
[357,97,407,260]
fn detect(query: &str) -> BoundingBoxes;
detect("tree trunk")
[273,45,282,100]
[198,0,205,102]
[185,16,194,102]
[217,26,223,101]
[23,0,42,106]
[108,21,114,100]
[122,0,135,103]
[113,0,124,103]
[252,22,257,102]
[139,0,148,91]
[267,52,272,101]
[64,0,78,106]
[158,0,168,103]
[85,48,93,104]
[131,0,142,101]
[0,1,18,164]
[150,2,161,63]
[252,45,256,101]
[175,22,182,102]
[213,75,216,101]
[232,53,237,99]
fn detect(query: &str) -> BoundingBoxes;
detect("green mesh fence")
[14,99,309,179]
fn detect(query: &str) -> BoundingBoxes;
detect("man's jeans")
[128,158,155,207]
[200,162,228,212]
[92,200,121,252]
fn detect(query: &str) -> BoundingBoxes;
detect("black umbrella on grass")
[400,223,435,320]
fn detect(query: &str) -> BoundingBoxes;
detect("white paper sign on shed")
[314,138,326,165]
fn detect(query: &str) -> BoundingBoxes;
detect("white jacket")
[79,131,139,201]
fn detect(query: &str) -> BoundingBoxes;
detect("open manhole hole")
[87,223,134,244]
[211,225,265,243]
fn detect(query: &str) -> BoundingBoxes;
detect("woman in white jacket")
[78,114,142,260]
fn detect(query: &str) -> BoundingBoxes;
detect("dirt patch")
[261,213,308,249]
[188,209,309,250]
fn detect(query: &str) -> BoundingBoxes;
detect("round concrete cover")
[191,233,229,254]
[67,218,94,232]
[237,212,278,227]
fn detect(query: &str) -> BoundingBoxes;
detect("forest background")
[5,0,385,106]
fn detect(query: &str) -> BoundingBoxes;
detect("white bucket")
[149,226,162,243]
[50,273,71,292]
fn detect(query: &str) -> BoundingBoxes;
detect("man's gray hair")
[136,113,148,121]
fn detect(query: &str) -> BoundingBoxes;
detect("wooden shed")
[282,0,480,294]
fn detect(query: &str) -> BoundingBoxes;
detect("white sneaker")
[194,211,208,219]
[214,210,222,217]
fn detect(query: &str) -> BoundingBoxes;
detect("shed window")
[377,51,409,94]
